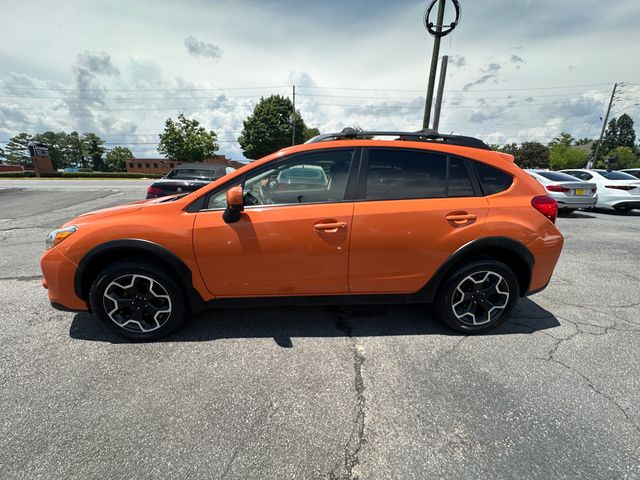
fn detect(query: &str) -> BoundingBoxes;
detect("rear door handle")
[446,212,477,225]
[313,221,347,232]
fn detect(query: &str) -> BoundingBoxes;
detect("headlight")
[46,226,77,250]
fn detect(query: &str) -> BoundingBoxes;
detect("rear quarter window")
[475,162,513,195]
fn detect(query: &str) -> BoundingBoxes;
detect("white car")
[559,169,640,211]
[620,168,640,180]
[525,169,597,212]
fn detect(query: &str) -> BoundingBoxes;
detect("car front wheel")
[89,261,187,340]
[434,259,519,333]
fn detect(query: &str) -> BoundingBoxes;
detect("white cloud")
[0,0,637,158]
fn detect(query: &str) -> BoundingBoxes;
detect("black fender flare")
[418,236,535,302]
[74,239,205,313]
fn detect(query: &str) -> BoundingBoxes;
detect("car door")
[348,148,489,294]
[192,148,358,297]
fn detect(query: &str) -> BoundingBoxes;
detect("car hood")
[65,196,172,226]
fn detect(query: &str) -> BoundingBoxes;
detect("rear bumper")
[41,247,89,312]
[526,227,564,295]
[557,197,597,209]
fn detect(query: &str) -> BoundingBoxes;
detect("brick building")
[0,164,34,173]
[125,155,244,175]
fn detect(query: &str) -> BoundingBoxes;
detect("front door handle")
[313,221,347,232]
[446,212,477,226]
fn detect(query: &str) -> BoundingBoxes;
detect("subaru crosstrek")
[41,129,564,340]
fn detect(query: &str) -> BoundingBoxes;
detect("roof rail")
[304,128,491,150]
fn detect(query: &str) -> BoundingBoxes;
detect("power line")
[296,82,613,93]
[0,85,290,93]
[0,98,605,112]
[0,82,615,94]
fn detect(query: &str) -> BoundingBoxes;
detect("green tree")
[599,118,619,155]
[0,145,5,161]
[5,133,34,166]
[65,131,87,168]
[238,95,310,159]
[304,127,320,141]
[83,133,107,171]
[616,114,636,148]
[33,131,69,170]
[499,142,519,157]
[574,137,592,146]
[515,141,549,169]
[158,114,219,162]
[105,146,134,172]
[592,115,637,161]
[548,131,574,149]
[549,145,588,170]
[609,146,638,169]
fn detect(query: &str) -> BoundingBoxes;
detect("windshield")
[277,166,327,184]
[535,171,583,182]
[598,171,639,180]
[166,168,221,180]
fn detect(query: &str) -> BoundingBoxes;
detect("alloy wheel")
[103,274,172,333]
[450,271,510,326]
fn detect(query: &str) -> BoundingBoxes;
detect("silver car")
[525,169,597,212]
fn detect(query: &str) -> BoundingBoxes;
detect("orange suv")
[41,129,563,340]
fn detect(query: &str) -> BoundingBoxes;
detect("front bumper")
[41,247,89,312]
[597,194,640,209]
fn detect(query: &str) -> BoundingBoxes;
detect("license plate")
[575,188,586,195]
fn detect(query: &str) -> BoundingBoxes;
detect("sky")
[1,0,639,161]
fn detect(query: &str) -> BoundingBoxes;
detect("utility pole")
[432,55,448,131]
[422,0,446,130]
[591,82,617,168]
[291,85,296,146]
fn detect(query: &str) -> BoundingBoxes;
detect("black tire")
[434,259,519,334]
[614,205,631,212]
[561,208,576,214]
[89,260,187,341]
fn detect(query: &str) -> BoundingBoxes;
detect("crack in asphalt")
[508,303,640,438]
[0,275,42,282]
[219,402,279,479]
[329,309,367,480]
[547,355,640,437]
[432,335,468,368]
[532,316,640,437]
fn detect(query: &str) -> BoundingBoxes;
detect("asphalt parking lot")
[1,179,639,479]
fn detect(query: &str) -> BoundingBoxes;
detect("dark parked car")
[146,163,234,198]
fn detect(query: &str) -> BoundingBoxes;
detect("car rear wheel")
[89,261,187,340]
[434,259,519,334]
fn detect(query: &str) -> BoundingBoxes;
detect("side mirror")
[223,185,244,223]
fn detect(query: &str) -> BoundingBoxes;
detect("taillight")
[531,195,558,223]
[591,188,597,193]
[546,185,569,192]
[147,186,163,196]
[605,185,635,191]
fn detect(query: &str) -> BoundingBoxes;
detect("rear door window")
[364,149,446,200]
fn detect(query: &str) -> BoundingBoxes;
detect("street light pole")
[432,55,449,131]
[422,0,446,130]
[291,85,296,146]
[591,82,617,168]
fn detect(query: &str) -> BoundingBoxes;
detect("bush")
[0,171,36,178]
[0,171,163,179]
[549,145,588,170]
